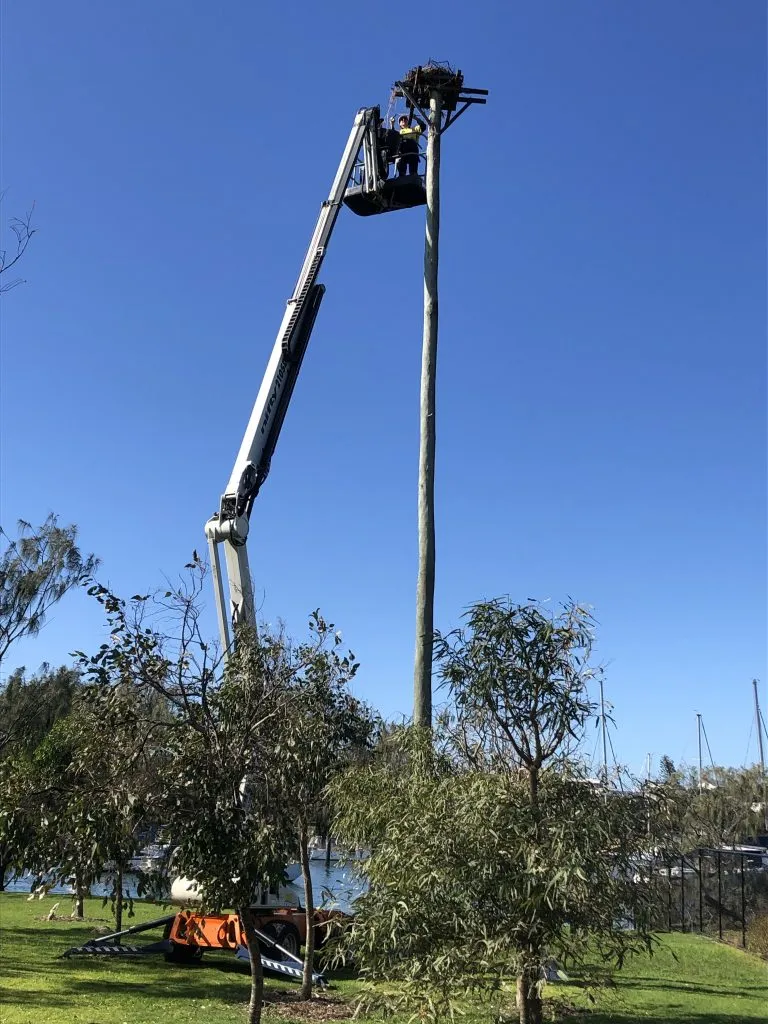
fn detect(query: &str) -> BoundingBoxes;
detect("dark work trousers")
[397,142,419,177]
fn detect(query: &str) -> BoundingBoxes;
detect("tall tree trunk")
[324,834,332,871]
[0,859,7,892]
[413,89,443,729]
[240,905,265,1024]
[299,823,316,1000]
[115,863,123,932]
[516,965,543,1024]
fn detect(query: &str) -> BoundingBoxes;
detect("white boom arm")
[206,106,381,652]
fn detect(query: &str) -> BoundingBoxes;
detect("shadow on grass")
[562,1015,766,1024]
[615,975,767,997]
[3,947,339,1003]
[1,925,167,941]
[0,961,251,1010]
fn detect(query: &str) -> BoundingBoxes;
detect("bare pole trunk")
[299,822,316,1000]
[413,90,442,729]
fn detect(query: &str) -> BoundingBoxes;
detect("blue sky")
[1,1,765,776]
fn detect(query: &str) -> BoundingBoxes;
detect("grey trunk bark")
[240,905,265,1024]
[413,90,442,729]
[516,967,543,1024]
[73,868,85,919]
[299,824,316,1000]
[115,863,123,932]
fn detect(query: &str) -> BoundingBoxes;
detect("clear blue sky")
[1,1,765,776]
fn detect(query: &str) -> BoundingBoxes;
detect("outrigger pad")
[62,939,173,957]
[235,945,328,987]
[62,939,327,987]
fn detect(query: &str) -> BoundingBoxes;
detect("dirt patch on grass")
[263,990,354,1021]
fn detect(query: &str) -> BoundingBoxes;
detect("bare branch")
[0,200,36,293]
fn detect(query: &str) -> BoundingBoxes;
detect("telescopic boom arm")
[205,107,381,652]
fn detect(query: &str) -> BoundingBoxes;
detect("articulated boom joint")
[205,512,249,546]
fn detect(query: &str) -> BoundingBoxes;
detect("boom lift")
[155,104,425,973]
[205,105,425,652]
[65,104,426,981]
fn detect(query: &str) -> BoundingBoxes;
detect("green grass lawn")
[555,932,768,1023]
[0,893,354,1024]
[1,893,766,1023]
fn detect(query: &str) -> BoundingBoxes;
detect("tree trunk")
[529,767,539,810]
[413,89,443,730]
[115,863,123,932]
[299,823,316,1000]
[324,834,332,871]
[73,868,85,919]
[240,905,265,1024]
[0,859,7,892]
[516,966,543,1024]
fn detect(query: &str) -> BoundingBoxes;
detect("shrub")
[747,913,768,960]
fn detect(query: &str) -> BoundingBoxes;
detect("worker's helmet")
[398,115,408,124]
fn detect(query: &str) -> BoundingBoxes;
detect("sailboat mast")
[754,679,766,773]
[753,679,767,833]
[600,679,608,786]
[697,712,703,793]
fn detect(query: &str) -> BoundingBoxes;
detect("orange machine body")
[167,907,343,954]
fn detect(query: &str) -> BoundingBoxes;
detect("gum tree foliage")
[0,664,81,890]
[0,513,97,892]
[0,515,98,665]
[271,626,374,997]
[2,681,165,922]
[656,759,767,850]
[0,664,80,756]
[0,753,36,896]
[332,599,665,1024]
[80,562,361,1024]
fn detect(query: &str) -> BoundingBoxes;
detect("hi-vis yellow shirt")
[399,124,423,140]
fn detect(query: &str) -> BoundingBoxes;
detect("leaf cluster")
[0,515,98,665]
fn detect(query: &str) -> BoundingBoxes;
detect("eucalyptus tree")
[2,679,164,922]
[81,565,364,1023]
[0,514,97,665]
[0,664,81,889]
[333,599,666,1024]
[272,613,374,996]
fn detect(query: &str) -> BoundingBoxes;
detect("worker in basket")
[377,117,398,179]
[390,113,425,177]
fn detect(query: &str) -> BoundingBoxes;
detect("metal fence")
[653,849,768,947]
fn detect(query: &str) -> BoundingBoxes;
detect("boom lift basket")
[343,127,426,217]
[343,173,426,216]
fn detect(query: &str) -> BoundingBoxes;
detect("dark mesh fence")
[652,849,768,947]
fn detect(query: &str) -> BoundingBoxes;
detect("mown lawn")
[556,931,768,1022]
[1,893,766,1023]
